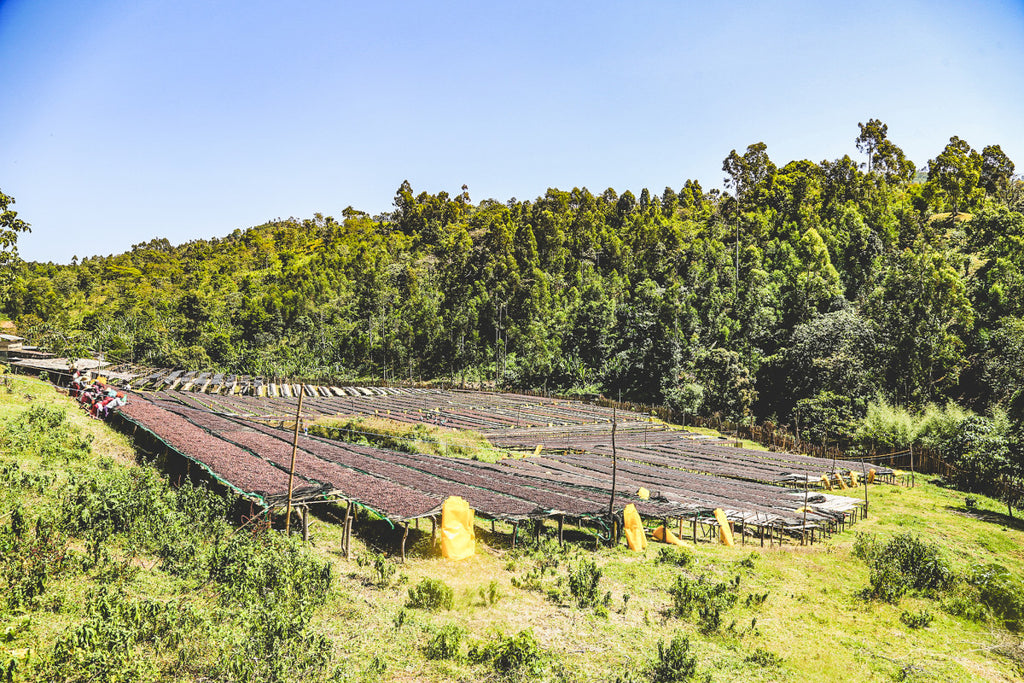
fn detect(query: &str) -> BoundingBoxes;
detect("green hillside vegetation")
[5,124,1023,460]
[4,376,1024,682]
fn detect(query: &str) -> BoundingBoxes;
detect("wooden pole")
[909,443,915,488]
[301,505,309,542]
[608,406,618,524]
[285,385,305,534]
[801,477,809,545]
[862,460,869,519]
[401,522,409,563]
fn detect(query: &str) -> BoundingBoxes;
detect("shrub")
[469,629,546,679]
[971,563,1024,631]
[567,558,608,609]
[668,575,738,619]
[655,546,693,568]
[900,609,934,629]
[423,623,466,661]
[372,552,396,588]
[744,648,783,667]
[648,634,701,683]
[861,533,953,604]
[407,578,454,611]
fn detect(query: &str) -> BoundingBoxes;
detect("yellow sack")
[622,504,647,551]
[652,525,685,546]
[820,474,832,491]
[636,487,650,500]
[849,471,859,487]
[835,473,848,490]
[440,496,476,561]
[868,468,876,484]
[714,508,735,546]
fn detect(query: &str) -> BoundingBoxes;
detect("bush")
[859,533,953,604]
[648,634,701,683]
[407,578,454,611]
[655,546,693,568]
[668,575,738,619]
[567,558,609,609]
[469,629,546,679]
[744,648,783,667]
[423,623,466,661]
[970,563,1024,631]
[900,609,934,629]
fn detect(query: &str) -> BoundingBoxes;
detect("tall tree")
[980,144,1016,201]
[927,136,983,215]
[0,189,32,302]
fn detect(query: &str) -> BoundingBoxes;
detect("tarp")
[714,508,735,546]
[652,524,685,546]
[440,495,476,561]
[623,503,647,551]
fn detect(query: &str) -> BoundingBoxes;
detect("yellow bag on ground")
[636,487,650,500]
[652,525,685,546]
[713,508,735,546]
[622,504,647,551]
[868,468,876,484]
[849,470,859,487]
[440,496,476,561]
[820,474,832,491]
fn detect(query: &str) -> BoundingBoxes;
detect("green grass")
[2,374,1024,682]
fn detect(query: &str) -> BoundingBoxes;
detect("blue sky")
[2,0,1023,263]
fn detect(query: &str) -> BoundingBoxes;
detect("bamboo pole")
[909,443,915,488]
[801,477,809,545]
[285,385,305,535]
[608,406,618,516]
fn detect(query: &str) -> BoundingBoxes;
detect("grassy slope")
[3,375,1023,682]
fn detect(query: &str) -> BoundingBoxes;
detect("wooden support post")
[301,505,309,542]
[512,521,519,549]
[430,516,437,548]
[401,522,409,563]
[285,385,305,535]
[558,515,564,546]
[491,519,496,533]
[692,514,697,544]
[759,523,764,547]
[678,516,684,539]
[343,501,352,560]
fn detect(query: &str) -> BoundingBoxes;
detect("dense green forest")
[4,121,1023,456]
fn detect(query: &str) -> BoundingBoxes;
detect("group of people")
[70,370,129,419]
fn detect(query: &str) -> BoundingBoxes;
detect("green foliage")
[969,563,1024,632]
[567,558,609,609]
[1,515,71,611]
[2,405,93,462]
[4,128,1022,439]
[647,634,702,683]
[900,609,934,629]
[469,628,546,680]
[423,623,467,661]
[655,546,694,568]
[856,533,954,604]
[744,647,784,667]
[668,574,739,620]
[406,577,454,611]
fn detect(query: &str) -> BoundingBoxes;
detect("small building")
[0,334,25,355]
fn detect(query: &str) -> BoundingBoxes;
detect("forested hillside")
[6,122,1023,445]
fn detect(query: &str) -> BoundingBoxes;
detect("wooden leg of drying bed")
[401,522,409,563]
[558,516,564,546]
[301,506,309,542]
[512,522,519,549]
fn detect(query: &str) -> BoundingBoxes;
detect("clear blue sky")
[2,0,1023,263]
